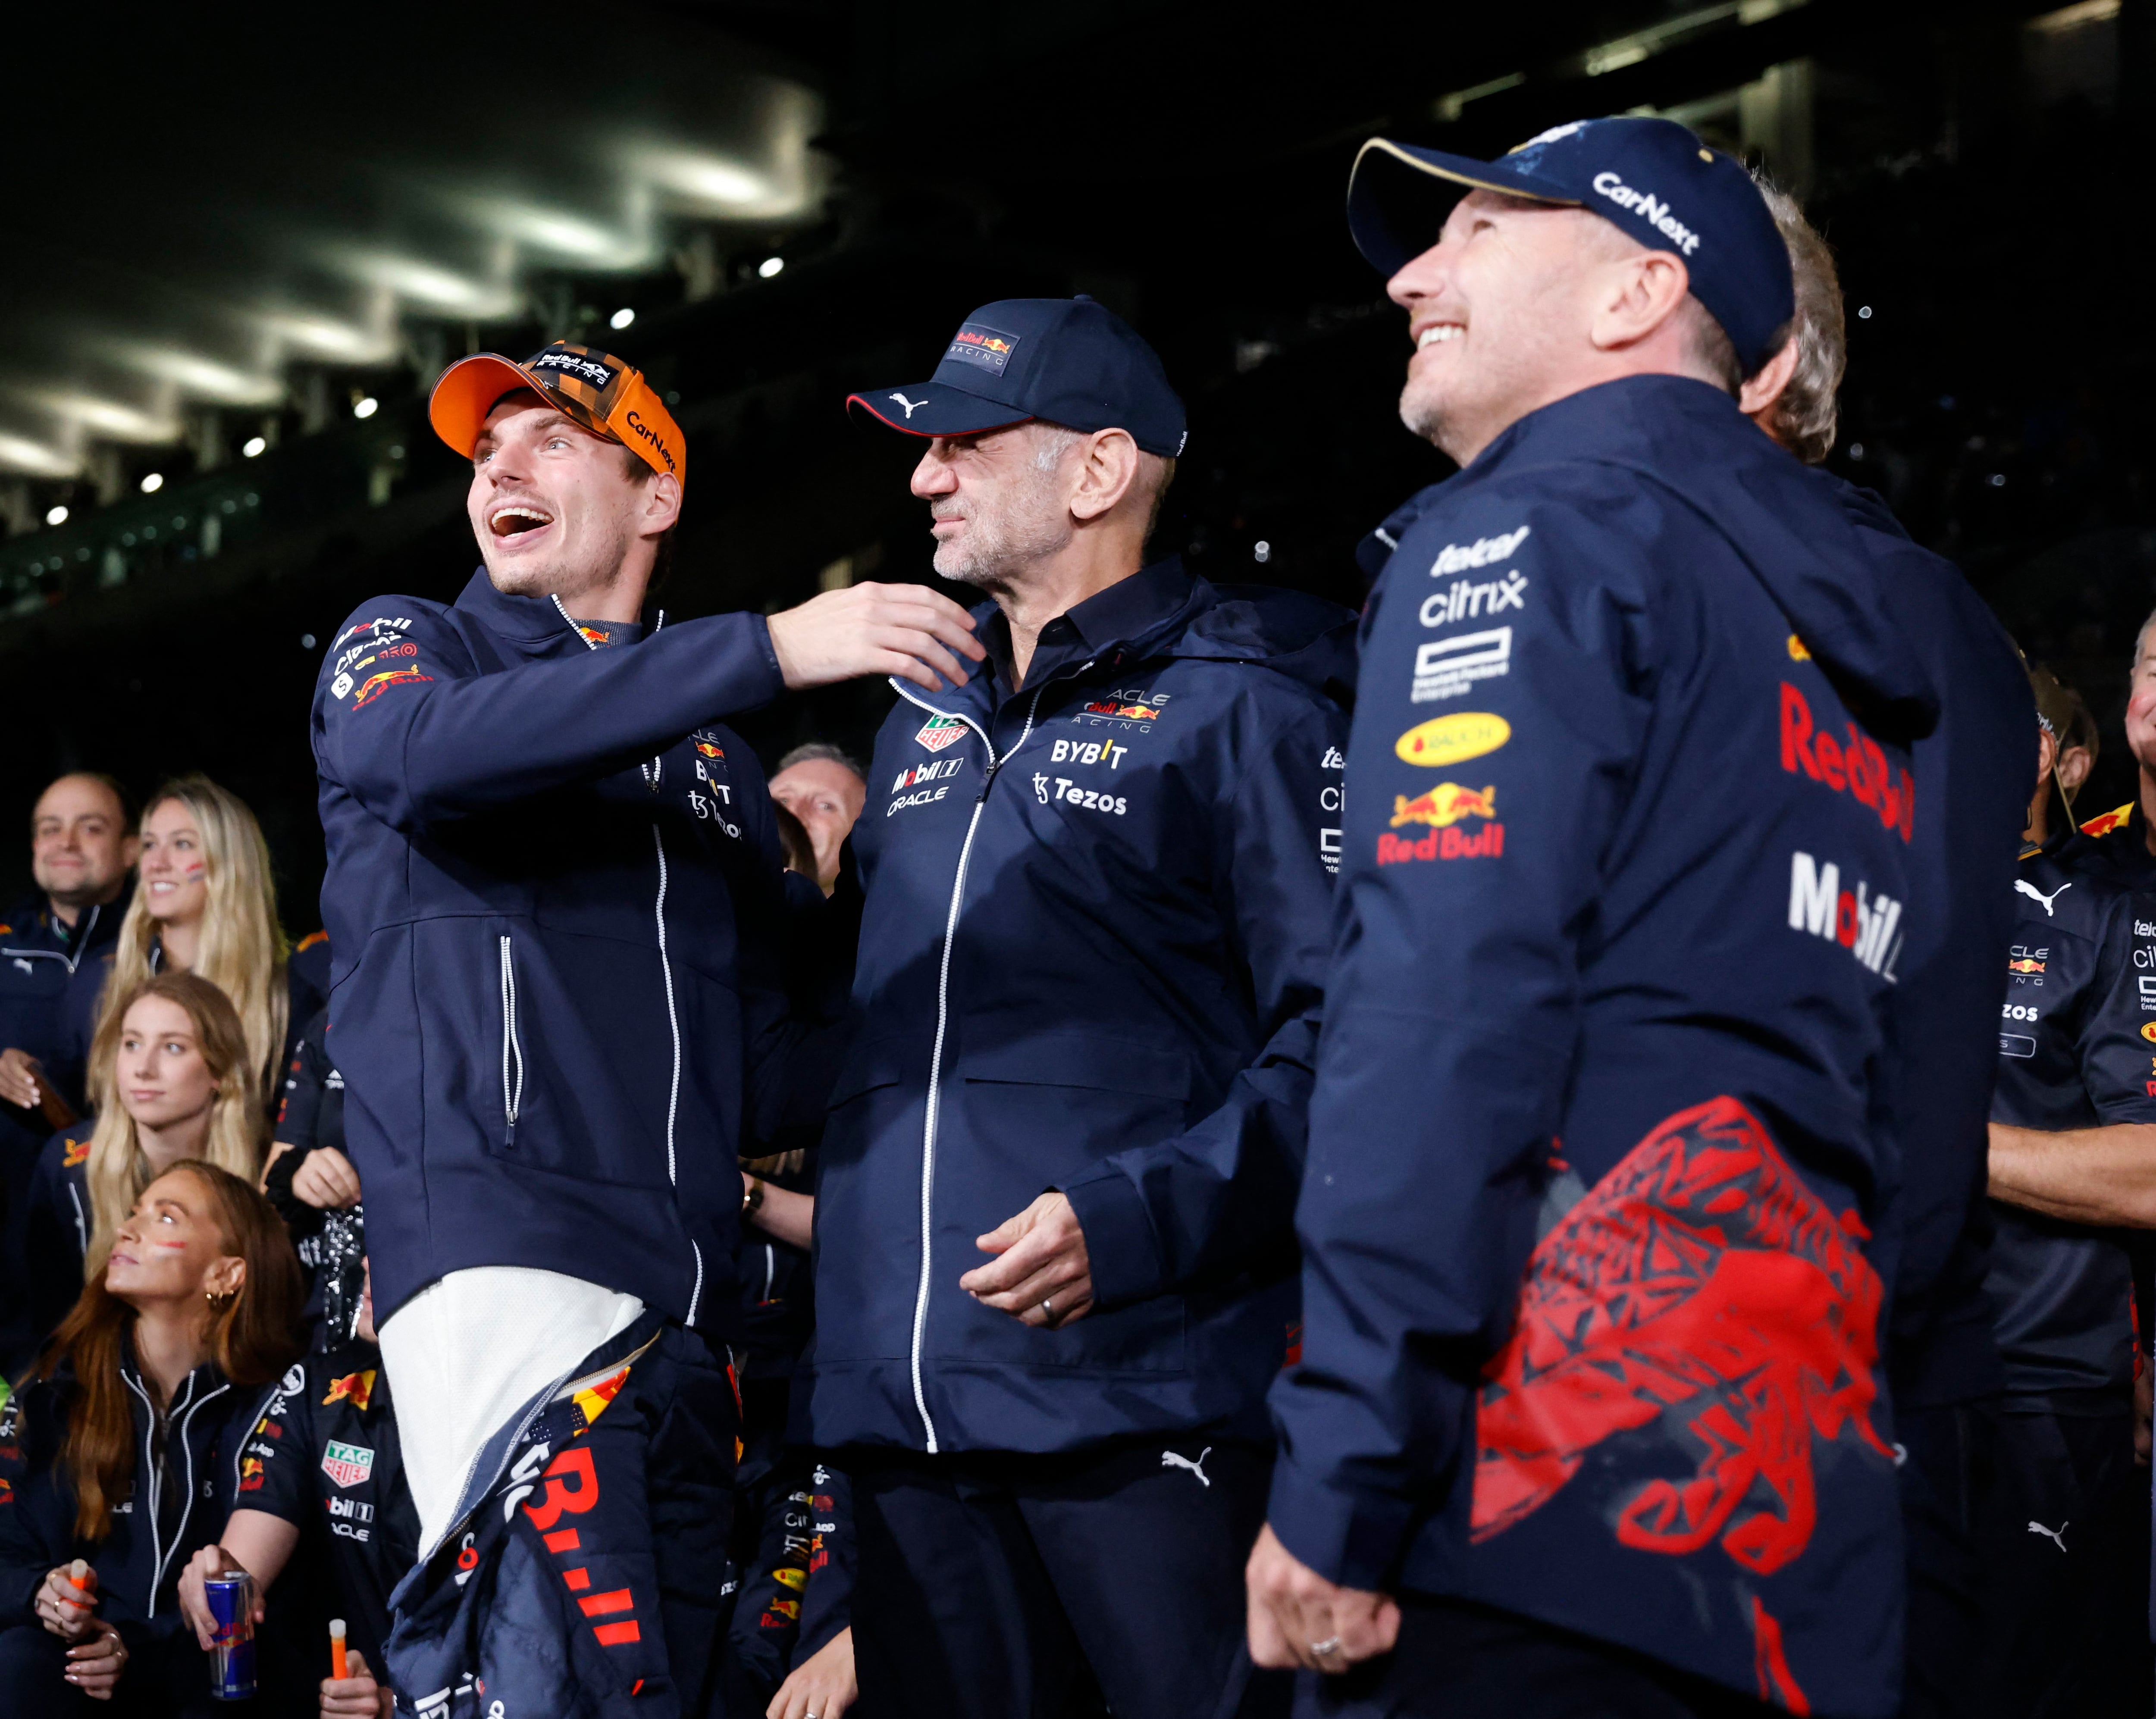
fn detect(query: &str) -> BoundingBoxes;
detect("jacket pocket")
[499,935,526,1143]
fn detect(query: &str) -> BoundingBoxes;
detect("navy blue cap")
[1346,116,1796,375]
[847,296,1187,457]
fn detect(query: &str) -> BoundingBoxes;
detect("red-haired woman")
[0,1161,303,1715]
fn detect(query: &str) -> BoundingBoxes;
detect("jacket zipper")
[888,673,1064,1452]
[157,1378,226,1609]
[557,598,699,1321]
[0,900,104,974]
[498,936,524,1137]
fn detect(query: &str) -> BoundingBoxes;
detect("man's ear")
[640,471,683,538]
[1739,337,1802,426]
[1588,250,1692,356]
[1068,429,1140,523]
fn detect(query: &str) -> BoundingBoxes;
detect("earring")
[205,1287,232,1311]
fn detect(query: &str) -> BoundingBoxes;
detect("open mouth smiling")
[490,503,555,539]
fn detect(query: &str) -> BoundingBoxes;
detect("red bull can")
[203,1572,256,1700]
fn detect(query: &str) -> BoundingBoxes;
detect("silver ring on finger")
[1310,1635,1343,1658]
[1041,1297,1054,1319]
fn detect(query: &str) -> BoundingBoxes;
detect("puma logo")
[2016,878,2072,916]
[2027,1519,2069,1553]
[1160,1446,1212,1488]
[888,392,927,420]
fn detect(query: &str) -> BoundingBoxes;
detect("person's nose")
[1388,242,1451,313]
[912,447,958,500]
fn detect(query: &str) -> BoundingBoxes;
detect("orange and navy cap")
[429,341,686,488]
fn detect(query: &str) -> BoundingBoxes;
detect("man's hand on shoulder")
[766,583,984,694]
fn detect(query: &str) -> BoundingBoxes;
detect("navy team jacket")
[1987,840,2155,1403]
[312,572,792,1331]
[0,1348,249,1650]
[1822,478,2031,1413]
[810,559,1355,1455]
[1269,377,1940,1719]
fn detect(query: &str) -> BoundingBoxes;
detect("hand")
[1246,1524,1400,1673]
[959,1192,1094,1328]
[0,1046,43,1111]
[64,1620,127,1699]
[321,1647,393,1718]
[766,582,983,695]
[291,1146,363,1210]
[179,1546,260,1650]
[767,1626,856,1719]
[36,1564,97,1641]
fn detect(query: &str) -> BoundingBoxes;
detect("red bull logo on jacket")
[1389,782,1496,830]
[322,1369,376,1410]
[351,668,432,712]
[1379,781,1503,864]
[1472,1096,1888,1714]
[1779,683,1914,843]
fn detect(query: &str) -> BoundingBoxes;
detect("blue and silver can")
[203,1572,256,1700]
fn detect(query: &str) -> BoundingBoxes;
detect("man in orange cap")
[313,339,982,1715]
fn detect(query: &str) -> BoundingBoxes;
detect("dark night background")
[1,0,2149,930]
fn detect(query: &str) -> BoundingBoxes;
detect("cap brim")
[846,381,1032,439]
[429,354,554,458]
[1346,138,1579,275]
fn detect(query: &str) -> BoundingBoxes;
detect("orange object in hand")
[329,1618,347,1680]
[66,1559,90,1592]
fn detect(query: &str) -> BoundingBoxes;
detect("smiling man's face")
[467,391,671,609]
[1389,190,1633,465]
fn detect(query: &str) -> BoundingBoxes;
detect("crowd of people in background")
[3,109,2154,1719]
[0,748,871,1716]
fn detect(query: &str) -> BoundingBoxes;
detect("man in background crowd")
[1743,182,2034,1719]
[2071,616,2156,886]
[0,773,136,1374]
[769,744,867,898]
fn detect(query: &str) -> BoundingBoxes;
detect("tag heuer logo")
[915,715,967,753]
[320,1440,374,1489]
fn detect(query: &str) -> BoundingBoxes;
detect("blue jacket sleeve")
[311,601,787,833]
[2078,891,2156,1124]
[1264,497,1654,1589]
[0,1390,64,1629]
[1060,685,1348,1308]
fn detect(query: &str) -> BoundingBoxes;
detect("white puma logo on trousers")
[2028,1519,2069,1553]
[1160,1446,1212,1488]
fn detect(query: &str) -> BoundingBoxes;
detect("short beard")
[483,516,636,611]
[931,431,1077,590]
[1398,372,1463,457]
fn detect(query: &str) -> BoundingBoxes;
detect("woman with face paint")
[0,1161,303,1716]
[22,974,267,1353]
[64,776,321,1124]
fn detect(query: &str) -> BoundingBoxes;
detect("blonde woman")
[22,973,267,1343]
[62,776,322,1116]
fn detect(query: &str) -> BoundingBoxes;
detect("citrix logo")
[1591,171,1701,257]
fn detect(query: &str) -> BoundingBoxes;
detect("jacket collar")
[452,568,583,650]
[980,556,1204,698]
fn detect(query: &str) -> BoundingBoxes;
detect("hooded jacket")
[0,1346,247,1649]
[810,559,1355,1454]
[311,573,791,1330]
[1821,477,2030,1413]
[1268,377,1939,1718]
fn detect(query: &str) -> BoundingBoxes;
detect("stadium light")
[610,307,636,330]
[758,256,784,279]
[354,397,379,420]
[242,436,267,458]
[140,472,164,494]
[45,505,69,527]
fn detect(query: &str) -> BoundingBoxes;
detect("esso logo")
[2002,1003,2038,1022]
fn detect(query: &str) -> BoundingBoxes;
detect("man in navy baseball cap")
[847,294,1186,455]
[820,297,1354,1719]
[1345,116,1794,380]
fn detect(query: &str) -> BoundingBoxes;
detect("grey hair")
[1752,175,1846,465]
[1028,420,1178,535]
[775,741,867,783]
